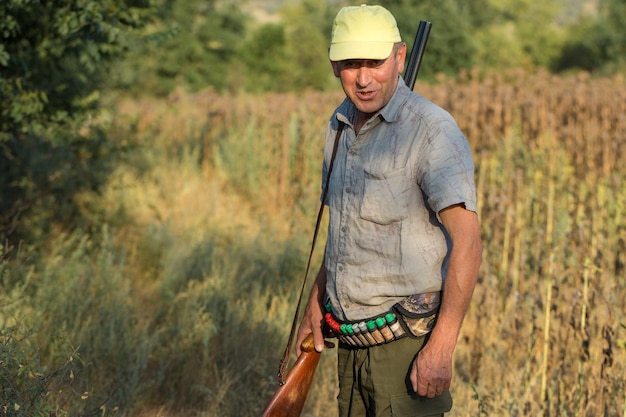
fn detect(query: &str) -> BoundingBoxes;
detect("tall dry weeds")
[106,70,625,416]
[5,70,623,417]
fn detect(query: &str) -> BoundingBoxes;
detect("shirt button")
[345,187,351,194]
[338,265,344,272]
[341,226,347,233]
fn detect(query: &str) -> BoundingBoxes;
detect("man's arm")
[296,256,328,356]
[410,204,482,397]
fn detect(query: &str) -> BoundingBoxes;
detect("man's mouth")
[357,90,376,100]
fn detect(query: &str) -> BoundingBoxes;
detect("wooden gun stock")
[262,335,321,417]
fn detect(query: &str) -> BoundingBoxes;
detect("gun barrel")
[403,20,432,90]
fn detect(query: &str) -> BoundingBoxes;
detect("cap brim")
[329,41,394,61]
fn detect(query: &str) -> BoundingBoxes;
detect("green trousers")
[337,336,452,417]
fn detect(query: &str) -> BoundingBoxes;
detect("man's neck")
[353,110,375,134]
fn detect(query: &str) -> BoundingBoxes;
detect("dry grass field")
[110,69,624,416]
[100,69,624,416]
[2,70,624,416]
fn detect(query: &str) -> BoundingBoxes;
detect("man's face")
[331,43,406,118]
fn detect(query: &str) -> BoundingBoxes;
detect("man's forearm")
[430,253,480,352]
[430,206,482,351]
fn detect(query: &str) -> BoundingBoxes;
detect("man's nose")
[356,66,372,87]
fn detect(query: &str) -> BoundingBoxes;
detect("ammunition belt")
[324,292,441,348]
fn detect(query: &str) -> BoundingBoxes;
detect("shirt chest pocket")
[359,167,412,225]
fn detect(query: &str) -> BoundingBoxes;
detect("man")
[296,5,482,417]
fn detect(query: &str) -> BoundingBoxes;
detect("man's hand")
[410,339,453,397]
[296,264,329,356]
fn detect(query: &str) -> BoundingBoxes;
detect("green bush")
[0,322,87,417]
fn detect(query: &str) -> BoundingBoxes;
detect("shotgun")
[261,334,321,417]
[261,20,432,417]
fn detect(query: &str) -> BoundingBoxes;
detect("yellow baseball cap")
[329,4,401,62]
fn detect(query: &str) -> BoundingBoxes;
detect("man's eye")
[340,59,385,70]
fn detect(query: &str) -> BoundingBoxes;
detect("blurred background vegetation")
[1,0,625,416]
[2,0,625,245]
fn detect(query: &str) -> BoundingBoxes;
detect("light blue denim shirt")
[321,77,477,322]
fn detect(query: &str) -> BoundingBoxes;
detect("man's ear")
[331,60,340,78]
[396,43,407,74]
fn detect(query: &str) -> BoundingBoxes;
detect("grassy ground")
[1,71,625,416]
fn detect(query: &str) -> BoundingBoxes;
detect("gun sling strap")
[277,121,344,385]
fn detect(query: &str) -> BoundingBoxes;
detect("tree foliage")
[240,23,289,92]
[380,0,479,80]
[116,0,249,95]
[1,0,624,242]
[114,0,624,95]
[0,0,155,242]
[555,0,626,73]
[485,0,565,70]
[0,0,154,142]
[277,0,337,91]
